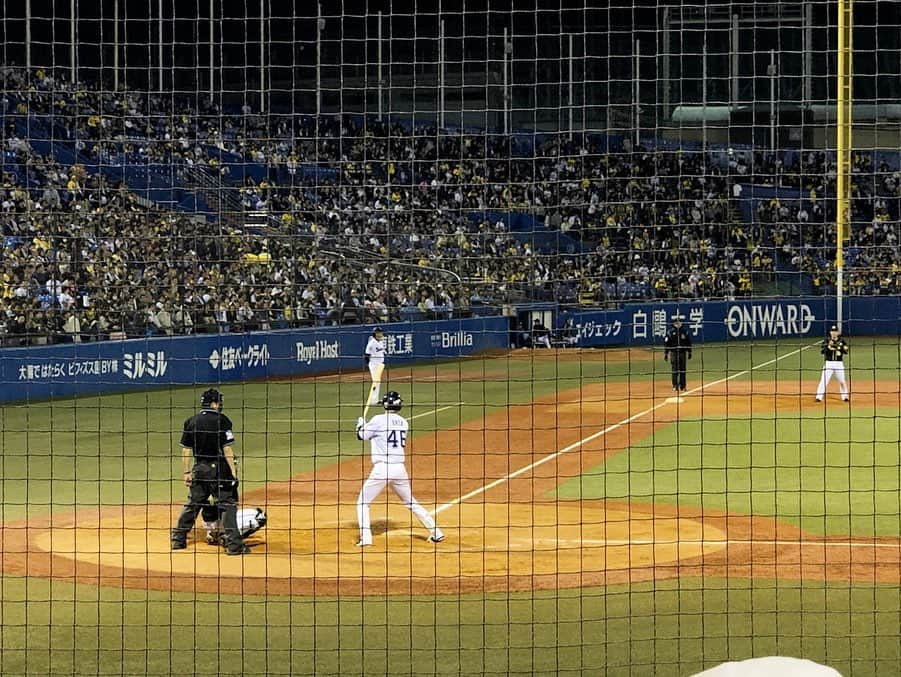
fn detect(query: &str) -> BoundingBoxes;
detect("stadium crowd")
[2,67,899,345]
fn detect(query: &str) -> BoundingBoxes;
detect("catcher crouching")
[202,505,267,545]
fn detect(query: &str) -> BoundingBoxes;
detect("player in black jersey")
[664,315,693,391]
[815,325,850,402]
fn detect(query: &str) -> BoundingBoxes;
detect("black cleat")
[226,544,251,556]
[171,541,187,550]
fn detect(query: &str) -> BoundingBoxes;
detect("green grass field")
[1,337,899,676]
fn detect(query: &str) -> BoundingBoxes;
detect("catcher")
[201,504,267,546]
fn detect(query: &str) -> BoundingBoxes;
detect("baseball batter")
[354,391,444,547]
[363,327,387,414]
[815,324,850,402]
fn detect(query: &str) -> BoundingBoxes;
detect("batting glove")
[356,417,365,431]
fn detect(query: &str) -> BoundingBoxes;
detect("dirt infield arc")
[2,377,899,596]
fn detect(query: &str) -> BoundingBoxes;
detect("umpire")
[664,314,693,391]
[170,388,250,555]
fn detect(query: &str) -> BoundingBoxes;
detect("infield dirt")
[2,376,899,596]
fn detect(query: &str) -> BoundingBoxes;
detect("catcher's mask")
[382,391,403,411]
[201,388,223,409]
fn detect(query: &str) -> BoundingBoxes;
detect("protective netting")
[1,2,900,676]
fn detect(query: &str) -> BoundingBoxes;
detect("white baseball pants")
[816,360,849,400]
[356,461,439,544]
[368,362,384,404]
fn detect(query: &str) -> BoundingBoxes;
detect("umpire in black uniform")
[171,388,250,555]
[664,314,693,391]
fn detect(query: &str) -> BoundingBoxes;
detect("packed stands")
[2,67,899,345]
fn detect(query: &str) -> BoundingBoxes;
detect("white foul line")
[410,403,462,420]
[432,344,812,516]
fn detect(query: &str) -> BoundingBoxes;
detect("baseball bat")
[362,384,376,418]
[362,363,385,418]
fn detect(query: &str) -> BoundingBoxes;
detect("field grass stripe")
[585,539,900,549]
[268,403,462,423]
[683,343,812,396]
[432,344,813,516]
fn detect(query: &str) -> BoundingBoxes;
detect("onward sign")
[725,303,815,338]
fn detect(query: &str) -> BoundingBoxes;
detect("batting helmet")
[382,391,403,411]
[200,388,223,408]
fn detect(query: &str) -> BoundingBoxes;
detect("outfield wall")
[0,317,510,404]
[3,296,900,403]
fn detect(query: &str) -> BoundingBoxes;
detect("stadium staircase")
[179,164,245,228]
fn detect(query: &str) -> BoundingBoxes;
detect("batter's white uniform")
[355,411,442,546]
[364,335,386,404]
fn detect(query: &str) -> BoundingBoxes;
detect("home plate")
[665,396,684,404]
